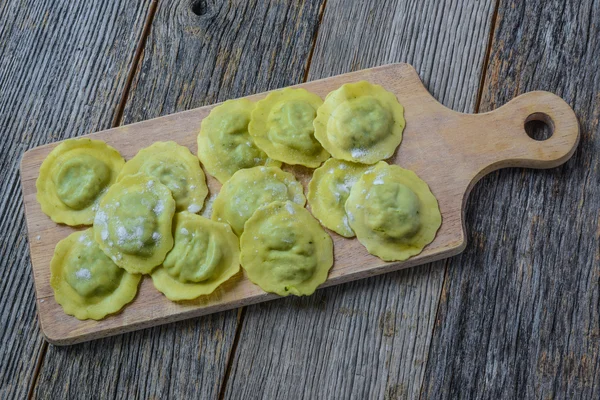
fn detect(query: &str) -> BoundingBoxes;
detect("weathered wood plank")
[0,1,150,398]
[421,0,600,398]
[32,0,326,398]
[224,1,497,399]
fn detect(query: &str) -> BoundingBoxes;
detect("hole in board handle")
[525,112,554,141]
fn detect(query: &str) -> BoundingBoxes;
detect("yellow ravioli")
[248,88,329,167]
[308,158,371,237]
[117,141,208,213]
[151,212,240,301]
[198,98,280,183]
[240,201,333,296]
[50,229,141,320]
[345,162,441,261]
[314,81,405,164]
[212,166,305,236]
[36,138,124,226]
[93,174,176,274]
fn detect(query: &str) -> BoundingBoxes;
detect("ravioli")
[36,138,124,226]
[211,166,305,236]
[248,88,329,167]
[198,98,280,183]
[50,229,141,320]
[94,174,176,274]
[117,141,208,213]
[308,158,371,237]
[240,201,333,296]
[151,212,240,301]
[314,81,405,164]
[345,162,441,261]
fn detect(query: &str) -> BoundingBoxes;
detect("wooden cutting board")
[20,63,579,345]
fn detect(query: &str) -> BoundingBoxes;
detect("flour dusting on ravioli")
[50,229,141,320]
[308,158,371,237]
[94,173,176,274]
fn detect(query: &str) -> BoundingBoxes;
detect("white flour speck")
[78,235,93,247]
[285,202,295,215]
[336,175,358,197]
[189,185,196,190]
[154,200,164,215]
[180,228,189,235]
[152,232,161,241]
[40,299,45,303]
[188,204,201,213]
[351,148,367,159]
[75,268,91,280]
[95,210,108,224]
[101,230,109,241]
[373,177,384,185]
[36,235,41,241]
[117,226,128,240]
[147,180,154,189]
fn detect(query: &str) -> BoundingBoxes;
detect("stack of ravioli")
[38,81,441,321]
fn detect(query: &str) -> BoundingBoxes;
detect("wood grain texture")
[0,0,150,398]
[32,0,326,398]
[22,64,578,345]
[223,1,500,398]
[421,0,600,398]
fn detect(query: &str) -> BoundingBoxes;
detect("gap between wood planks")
[418,0,501,398]
[25,2,159,398]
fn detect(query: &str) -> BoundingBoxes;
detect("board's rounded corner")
[37,306,72,346]
[40,329,69,346]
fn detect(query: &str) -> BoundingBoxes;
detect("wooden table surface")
[1,0,598,398]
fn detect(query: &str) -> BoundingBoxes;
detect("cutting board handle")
[464,91,580,183]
